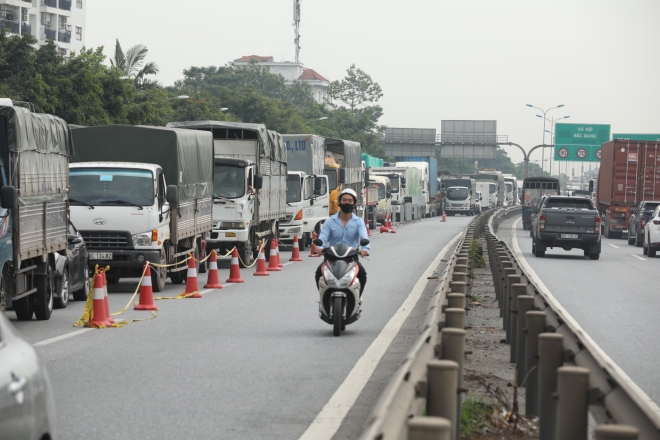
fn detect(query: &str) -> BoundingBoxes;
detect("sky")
[86,0,660,173]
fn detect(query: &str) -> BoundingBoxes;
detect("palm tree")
[110,39,160,91]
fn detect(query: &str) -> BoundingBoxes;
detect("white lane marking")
[609,243,620,249]
[297,232,463,440]
[34,329,94,347]
[631,254,647,261]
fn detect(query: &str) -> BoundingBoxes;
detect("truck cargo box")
[282,134,325,175]
[324,137,362,185]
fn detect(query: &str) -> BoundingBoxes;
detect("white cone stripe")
[293,242,299,249]
[209,261,218,270]
[231,257,239,265]
[270,249,277,255]
[93,287,104,300]
[258,253,266,260]
[103,286,109,298]
[142,275,152,287]
[187,268,197,277]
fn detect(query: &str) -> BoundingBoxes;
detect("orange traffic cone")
[135,264,158,310]
[101,271,115,324]
[275,240,283,268]
[89,271,112,327]
[380,215,390,233]
[254,244,270,276]
[203,250,223,289]
[290,235,303,262]
[182,254,203,297]
[365,218,372,237]
[267,238,281,272]
[309,232,321,257]
[441,211,447,222]
[226,248,245,283]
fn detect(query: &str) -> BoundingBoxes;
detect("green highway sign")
[554,123,611,162]
[613,133,660,142]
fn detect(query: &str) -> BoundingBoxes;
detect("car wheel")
[635,234,644,247]
[643,243,649,255]
[589,253,600,260]
[650,246,657,258]
[628,232,635,245]
[54,268,69,309]
[534,239,545,257]
[73,267,90,301]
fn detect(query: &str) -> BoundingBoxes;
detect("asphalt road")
[498,216,660,405]
[8,215,472,440]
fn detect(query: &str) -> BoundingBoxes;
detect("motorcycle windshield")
[327,259,353,279]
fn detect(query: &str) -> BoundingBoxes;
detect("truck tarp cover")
[0,105,72,205]
[324,137,361,184]
[70,125,213,204]
[166,120,287,163]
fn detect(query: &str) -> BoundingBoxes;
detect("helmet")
[339,188,358,203]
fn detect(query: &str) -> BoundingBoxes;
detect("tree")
[328,64,383,112]
[110,39,160,91]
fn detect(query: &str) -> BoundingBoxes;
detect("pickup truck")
[530,196,601,260]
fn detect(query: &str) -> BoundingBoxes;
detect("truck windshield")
[214,165,245,199]
[324,168,337,190]
[389,177,399,193]
[286,175,301,203]
[69,168,154,206]
[447,187,468,200]
[506,183,513,193]
[373,183,386,199]
[489,184,496,194]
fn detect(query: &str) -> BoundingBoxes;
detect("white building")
[233,55,330,104]
[0,0,86,57]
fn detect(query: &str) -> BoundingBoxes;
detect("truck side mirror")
[314,176,324,195]
[166,185,178,204]
[1,186,16,209]
[364,171,370,187]
[254,175,263,190]
[589,179,594,192]
[339,169,346,184]
[401,177,406,184]
[386,191,391,199]
[401,184,406,189]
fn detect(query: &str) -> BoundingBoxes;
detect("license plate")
[90,252,113,260]
[560,234,578,239]
[225,232,236,237]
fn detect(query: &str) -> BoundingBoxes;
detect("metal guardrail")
[488,207,660,440]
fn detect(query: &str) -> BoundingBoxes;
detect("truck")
[0,104,71,319]
[324,137,363,218]
[597,139,660,239]
[69,125,214,291]
[502,174,519,206]
[361,152,383,168]
[440,177,477,216]
[476,170,506,206]
[476,182,496,209]
[167,121,287,266]
[368,175,392,224]
[521,177,560,230]
[530,195,601,259]
[281,134,329,249]
[396,156,440,217]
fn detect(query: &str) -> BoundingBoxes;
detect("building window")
[76,0,82,8]
[75,26,81,40]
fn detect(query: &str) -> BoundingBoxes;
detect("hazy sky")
[87,0,660,169]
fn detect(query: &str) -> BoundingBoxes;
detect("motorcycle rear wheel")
[333,296,342,337]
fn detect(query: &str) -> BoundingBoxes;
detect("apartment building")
[0,0,86,57]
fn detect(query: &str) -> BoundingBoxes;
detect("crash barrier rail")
[487,207,660,440]
[359,208,494,440]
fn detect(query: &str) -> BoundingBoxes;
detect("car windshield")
[286,175,301,203]
[214,165,245,199]
[69,168,154,206]
[447,187,468,200]
[643,203,660,214]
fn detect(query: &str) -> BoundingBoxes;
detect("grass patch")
[461,397,494,436]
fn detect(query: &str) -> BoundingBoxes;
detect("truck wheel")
[14,296,34,321]
[198,243,207,274]
[151,249,167,292]
[628,233,635,245]
[34,263,54,321]
[589,253,600,260]
[603,222,611,239]
[239,242,253,268]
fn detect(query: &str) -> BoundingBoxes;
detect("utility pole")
[293,0,301,63]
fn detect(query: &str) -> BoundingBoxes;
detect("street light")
[526,103,565,173]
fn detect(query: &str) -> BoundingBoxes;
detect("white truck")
[368,175,392,224]
[441,177,477,216]
[281,134,329,249]
[476,182,497,209]
[476,170,506,206]
[69,125,214,291]
[371,166,424,222]
[396,161,430,217]
[167,121,287,267]
[502,174,519,206]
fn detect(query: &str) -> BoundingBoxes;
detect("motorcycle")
[314,238,369,337]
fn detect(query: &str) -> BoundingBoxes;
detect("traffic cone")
[88,271,112,327]
[380,215,390,233]
[275,240,283,268]
[101,271,115,324]
[365,218,372,237]
[203,250,223,289]
[135,264,158,311]
[226,248,245,282]
[441,211,447,222]
[254,245,270,276]
[182,254,203,297]
[267,238,281,271]
[309,232,321,257]
[290,235,303,262]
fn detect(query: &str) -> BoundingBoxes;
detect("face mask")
[339,203,354,213]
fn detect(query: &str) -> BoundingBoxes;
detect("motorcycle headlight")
[323,266,357,288]
[322,266,339,287]
[132,233,152,248]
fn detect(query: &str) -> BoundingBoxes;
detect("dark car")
[53,222,91,308]
[628,201,660,247]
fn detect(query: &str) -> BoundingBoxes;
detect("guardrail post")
[556,366,589,440]
[426,360,458,440]
[509,283,526,363]
[502,268,517,326]
[445,308,466,330]
[441,327,466,440]
[456,257,469,268]
[447,293,466,310]
[505,273,521,341]
[449,281,466,295]
[525,311,546,416]
[408,417,452,440]
[538,333,564,440]
[594,425,639,440]
[515,295,535,384]
[498,260,513,310]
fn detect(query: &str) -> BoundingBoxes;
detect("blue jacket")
[318,212,370,252]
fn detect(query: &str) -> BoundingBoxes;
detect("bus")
[521,177,560,230]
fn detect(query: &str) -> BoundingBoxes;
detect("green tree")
[110,39,160,91]
[328,64,383,112]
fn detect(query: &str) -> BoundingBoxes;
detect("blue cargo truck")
[395,156,440,217]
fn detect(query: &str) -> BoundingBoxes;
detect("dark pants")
[315,257,367,295]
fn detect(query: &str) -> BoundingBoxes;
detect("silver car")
[0,312,56,439]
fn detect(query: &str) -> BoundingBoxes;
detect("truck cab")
[369,175,392,224]
[280,171,329,249]
[444,186,472,216]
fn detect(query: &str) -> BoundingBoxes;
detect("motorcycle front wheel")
[333,296,343,337]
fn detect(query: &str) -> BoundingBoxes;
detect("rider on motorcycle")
[315,188,370,296]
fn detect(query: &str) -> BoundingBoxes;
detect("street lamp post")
[539,115,570,176]
[526,104,565,173]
